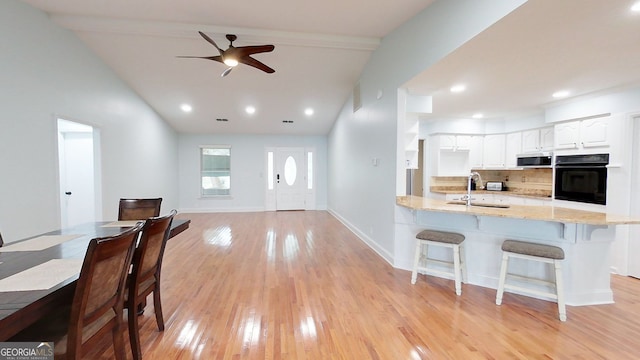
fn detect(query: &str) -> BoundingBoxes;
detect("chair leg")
[137,299,147,316]
[113,322,127,360]
[496,252,509,305]
[410,240,422,284]
[128,301,143,360]
[554,260,567,321]
[453,244,462,296]
[153,287,165,331]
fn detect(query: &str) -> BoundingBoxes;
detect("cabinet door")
[555,121,580,149]
[439,135,457,150]
[455,135,472,151]
[469,136,484,169]
[483,134,506,168]
[581,118,609,148]
[521,129,540,153]
[505,132,521,167]
[539,127,554,150]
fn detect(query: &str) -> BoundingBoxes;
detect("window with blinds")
[201,146,231,196]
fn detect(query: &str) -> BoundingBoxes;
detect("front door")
[275,148,305,210]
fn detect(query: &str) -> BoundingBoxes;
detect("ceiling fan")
[179,31,275,77]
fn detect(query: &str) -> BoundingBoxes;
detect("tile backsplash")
[430,168,552,197]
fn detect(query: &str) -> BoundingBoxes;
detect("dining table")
[0,218,190,341]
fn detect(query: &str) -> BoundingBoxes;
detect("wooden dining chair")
[9,223,144,360]
[126,209,176,360]
[118,198,162,220]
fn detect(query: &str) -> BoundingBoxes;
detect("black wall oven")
[554,153,609,205]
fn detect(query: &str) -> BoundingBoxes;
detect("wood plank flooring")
[87,211,640,359]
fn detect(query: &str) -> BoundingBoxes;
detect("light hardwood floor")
[88,211,640,359]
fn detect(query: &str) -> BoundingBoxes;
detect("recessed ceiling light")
[450,84,466,93]
[304,108,314,116]
[472,113,484,119]
[552,90,570,98]
[632,2,640,11]
[245,106,256,115]
[180,104,192,113]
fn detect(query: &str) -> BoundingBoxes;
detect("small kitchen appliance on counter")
[485,181,505,191]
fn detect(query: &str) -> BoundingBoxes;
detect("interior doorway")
[57,119,101,228]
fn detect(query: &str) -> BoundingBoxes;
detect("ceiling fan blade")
[176,55,224,64]
[240,55,275,74]
[221,67,233,77]
[198,31,224,55]
[235,45,275,57]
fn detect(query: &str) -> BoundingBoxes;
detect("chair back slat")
[118,198,162,220]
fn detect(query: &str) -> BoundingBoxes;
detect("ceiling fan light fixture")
[223,58,239,67]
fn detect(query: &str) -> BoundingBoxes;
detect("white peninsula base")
[394,196,638,306]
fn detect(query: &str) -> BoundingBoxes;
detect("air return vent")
[216,118,228,122]
[282,120,294,124]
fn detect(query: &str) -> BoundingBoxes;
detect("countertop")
[430,189,552,200]
[396,195,640,225]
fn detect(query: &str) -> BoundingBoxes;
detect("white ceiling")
[21,0,434,135]
[405,0,640,121]
[21,0,640,134]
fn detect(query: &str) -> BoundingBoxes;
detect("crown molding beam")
[50,15,380,51]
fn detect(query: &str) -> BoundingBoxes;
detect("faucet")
[462,172,483,206]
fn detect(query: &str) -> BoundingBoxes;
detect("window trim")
[200,145,231,197]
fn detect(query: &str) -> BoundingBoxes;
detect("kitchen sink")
[446,201,510,209]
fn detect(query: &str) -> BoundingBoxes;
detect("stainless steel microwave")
[516,153,553,168]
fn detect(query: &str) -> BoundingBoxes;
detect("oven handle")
[555,164,608,168]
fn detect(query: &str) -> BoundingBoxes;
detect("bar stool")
[496,239,566,321]
[411,229,466,295]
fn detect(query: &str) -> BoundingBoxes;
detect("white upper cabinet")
[580,118,609,148]
[505,132,522,168]
[555,117,609,150]
[522,127,554,153]
[429,135,471,176]
[483,134,506,168]
[469,135,484,169]
[438,135,471,151]
[540,127,555,150]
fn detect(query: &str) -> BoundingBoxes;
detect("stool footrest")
[416,267,456,280]
[503,284,558,300]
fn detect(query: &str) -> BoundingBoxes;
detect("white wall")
[178,134,327,212]
[328,0,528,265]
[0,0,179,241]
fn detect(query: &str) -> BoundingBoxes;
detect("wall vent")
[353,82,362,113]
[216,118,228,122]
[282,120,294,124]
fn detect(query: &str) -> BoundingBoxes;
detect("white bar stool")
[410,229,466,295]
[496,239,566,321]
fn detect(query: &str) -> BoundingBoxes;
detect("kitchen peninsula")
[396,195,640,306]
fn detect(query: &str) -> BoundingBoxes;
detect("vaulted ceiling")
[21,0,640,134]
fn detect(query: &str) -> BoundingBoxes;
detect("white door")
[58,119,97,228]
[275,148,306,210]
